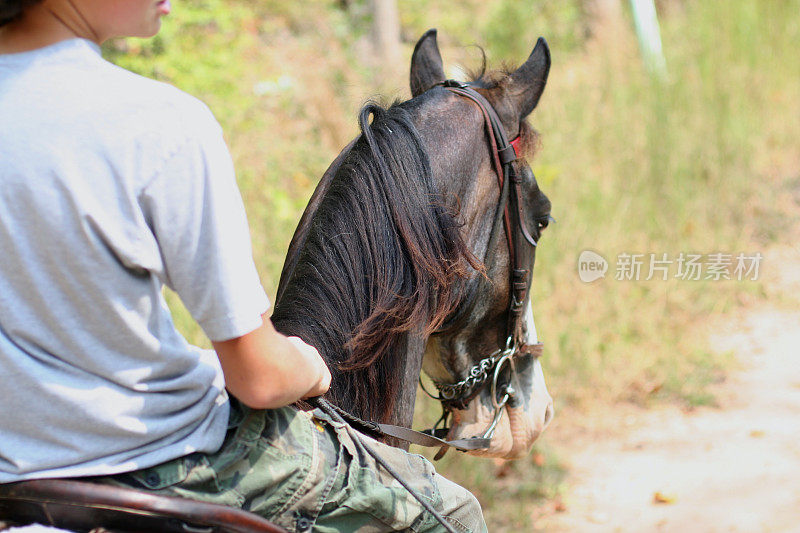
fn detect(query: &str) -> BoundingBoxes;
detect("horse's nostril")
[543,401,554,427]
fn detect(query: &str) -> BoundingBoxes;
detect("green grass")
[106,0,800,529]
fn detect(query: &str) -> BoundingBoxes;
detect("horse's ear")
[410,29,446,97]
[508,37,551,119]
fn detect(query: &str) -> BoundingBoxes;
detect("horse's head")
[409,30,554,459]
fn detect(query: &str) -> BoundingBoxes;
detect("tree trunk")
[370,0,401,66]
[586,0,624,41]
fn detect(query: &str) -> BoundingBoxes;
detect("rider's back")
[0,38,269,483]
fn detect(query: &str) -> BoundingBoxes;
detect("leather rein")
[319,81,544,457]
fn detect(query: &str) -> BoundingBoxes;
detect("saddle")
[0,479,286,533]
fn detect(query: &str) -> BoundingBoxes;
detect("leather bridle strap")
[441,81,537,343]
[444,82,517,265]
[313,395,491,452]
[376,423,490,451]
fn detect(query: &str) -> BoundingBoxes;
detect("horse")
[272,29,554,459]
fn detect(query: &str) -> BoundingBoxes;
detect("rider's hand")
[287,335,331,398]
[213,316,331,409]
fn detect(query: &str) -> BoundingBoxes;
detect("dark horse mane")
[272,101,480,422]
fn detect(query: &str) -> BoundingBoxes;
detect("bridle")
[416,80,545,452]
[317,80,546,456]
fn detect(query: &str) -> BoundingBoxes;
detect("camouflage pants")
[99,401,487,532]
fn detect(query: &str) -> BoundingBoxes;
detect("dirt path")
[537,247,800,533]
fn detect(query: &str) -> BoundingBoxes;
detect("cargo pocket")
[126,455,193,491]
[121,452,245,509]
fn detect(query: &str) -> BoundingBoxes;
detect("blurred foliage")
[399,0,586,59]
[104,0,800,529]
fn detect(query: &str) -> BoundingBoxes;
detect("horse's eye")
[537,216,551,231]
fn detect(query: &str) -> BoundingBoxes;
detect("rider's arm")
[212,315,331,409]
[136,100,330,409]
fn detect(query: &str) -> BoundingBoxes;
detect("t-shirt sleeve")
[138,109,270,342]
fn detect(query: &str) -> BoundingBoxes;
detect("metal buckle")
[481,337,521,439]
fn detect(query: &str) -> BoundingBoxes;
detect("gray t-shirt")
[0,39,270,482]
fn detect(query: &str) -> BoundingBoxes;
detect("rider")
[0,1,486,531]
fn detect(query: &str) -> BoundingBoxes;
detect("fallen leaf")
[653,491,677,504]
[646,382,663,395]
[494,459,512,478]
[553,497,567,513]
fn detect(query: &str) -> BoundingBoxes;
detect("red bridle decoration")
[510,136,522,158]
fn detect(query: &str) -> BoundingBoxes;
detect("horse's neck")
[386,333,426,434]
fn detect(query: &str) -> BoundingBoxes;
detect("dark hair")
[0,0,44,27]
